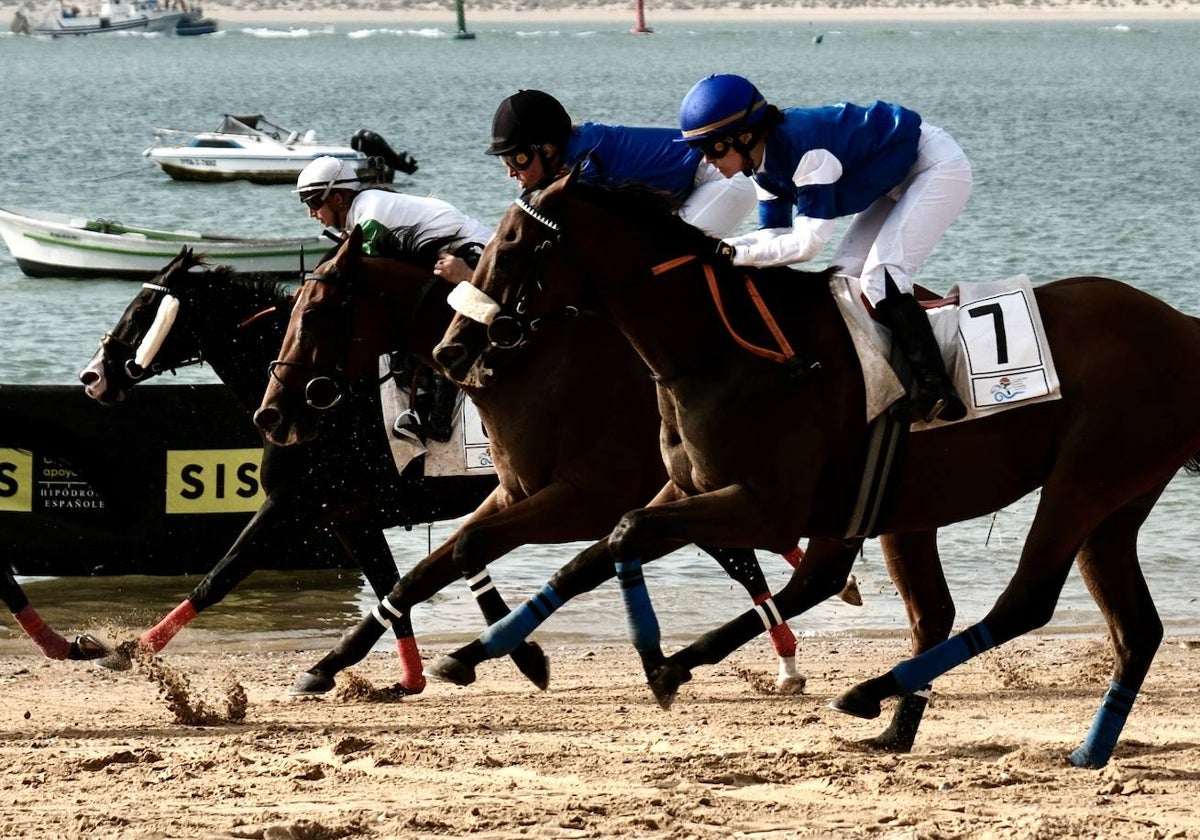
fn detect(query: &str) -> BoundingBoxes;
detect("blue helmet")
[678,74,769,143]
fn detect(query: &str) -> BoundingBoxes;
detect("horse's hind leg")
[863,530,954,753]
[702,546,804,693]
[1066,486,1165,767]
[1,567,70,659]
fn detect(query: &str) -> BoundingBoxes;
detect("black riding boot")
[876,289,967,424]
[426,373,460,443]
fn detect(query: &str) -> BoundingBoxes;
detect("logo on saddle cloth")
[832,274,1062,428]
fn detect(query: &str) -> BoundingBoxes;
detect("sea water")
[1,19,1199,646]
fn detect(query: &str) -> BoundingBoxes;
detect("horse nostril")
[433,341,465,370]
[253,406,281,433]
[79,370,98,386]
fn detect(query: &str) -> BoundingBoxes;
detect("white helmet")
[293,156,361,206]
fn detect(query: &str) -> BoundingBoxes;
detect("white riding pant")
[831,124,973,305]
[680,162,757,238]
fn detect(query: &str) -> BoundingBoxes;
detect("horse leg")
[426,538,619,686]
[701,546,804,694]
[653,536,863,709]
[861,530,954,753]
[1066,487,1165,767]
[831,478,1102,736]
[427,481,624,688]
[97,493,305,671]
[292,534,461,696]
[0,566,107,660]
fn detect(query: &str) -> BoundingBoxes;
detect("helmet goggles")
[500,147,538,171]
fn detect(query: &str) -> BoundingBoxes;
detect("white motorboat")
[143,114,419,185]
[10,0,186,36]
[0,206,329,280]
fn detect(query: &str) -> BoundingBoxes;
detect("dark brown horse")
[430,171,1200,768]
[257,227,954,753]
[253,226,841,702]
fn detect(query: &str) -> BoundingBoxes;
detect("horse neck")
[179,276,285,408]
[375,269,455,368]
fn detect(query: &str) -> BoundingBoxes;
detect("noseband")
[449,195,578,352]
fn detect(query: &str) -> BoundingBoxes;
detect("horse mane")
[566,179,838,295]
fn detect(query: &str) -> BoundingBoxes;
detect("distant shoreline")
[205,1,1200,24]
[7,0,1200,24]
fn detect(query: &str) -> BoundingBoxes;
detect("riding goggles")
[301,189,330,211]
[501,147,538,171]
[689,134,736,161]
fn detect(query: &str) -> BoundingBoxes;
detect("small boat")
[0,206,328,280]
[143,114,418,185]
[10,0,185,36]
[174,6,215,35]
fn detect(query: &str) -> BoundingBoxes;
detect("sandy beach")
[1,633,1198,838]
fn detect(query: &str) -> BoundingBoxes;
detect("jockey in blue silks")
[486,89,756,238]
[678,73,971,423]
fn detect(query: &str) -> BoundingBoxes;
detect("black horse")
[78,248,500,680]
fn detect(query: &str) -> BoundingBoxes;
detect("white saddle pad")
[378,356,497,477]
[831,273,1062,429]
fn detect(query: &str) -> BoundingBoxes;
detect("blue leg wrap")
[616,559,661,653]
[1068,680,1138,768]
[478,583,563,658]
[892,622,995,692]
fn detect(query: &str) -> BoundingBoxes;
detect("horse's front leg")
[425,480,618,689]
[96,491,305,671]
[607,483,801,707]
[291,533,460,697]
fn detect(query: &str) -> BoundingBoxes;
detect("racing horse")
[254,226,952,753]
[78,248,509,685]
[429,170,1200,768]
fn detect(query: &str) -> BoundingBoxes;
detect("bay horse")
[255,226,952,753]
[78,248,509,685]
[430,170,1200,768]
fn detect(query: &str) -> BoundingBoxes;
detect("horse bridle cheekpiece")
[267,270,352,412]
[446,195,575,350]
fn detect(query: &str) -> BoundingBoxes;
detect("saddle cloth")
[378,356,497,477]
[830,273,1062,429]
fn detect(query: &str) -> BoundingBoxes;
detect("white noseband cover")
[447,282,502,326]
[134,294,180,369]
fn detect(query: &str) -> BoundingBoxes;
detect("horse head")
[79,246,205,403]
[254,225,410,446]
[435,167,588,387]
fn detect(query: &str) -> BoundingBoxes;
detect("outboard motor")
[351,129,419,178]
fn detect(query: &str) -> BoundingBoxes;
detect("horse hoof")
[649,663,690,710]
[424,655,476,686]
[776,675,807,695]
[289,670,336,697]
[93,648,133,672]
[830,684,882,720]
[69,633,112,661]
[838,574,863,607]
[511,641,550,690]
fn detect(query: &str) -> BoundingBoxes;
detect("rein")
[651,255,799,365]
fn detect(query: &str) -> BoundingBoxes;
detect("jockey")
[677,74,970,423]
[485,88,757,238]
[294,155,491,284]
[295,155,492,441]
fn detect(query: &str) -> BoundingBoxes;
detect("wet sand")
[1,633,1198,838]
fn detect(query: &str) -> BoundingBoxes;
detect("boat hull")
[29,9,186,35]
[0,207,328,280]
[152,156,389,185]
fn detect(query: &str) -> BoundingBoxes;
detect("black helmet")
[486,89,572,156]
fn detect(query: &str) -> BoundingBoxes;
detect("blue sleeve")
[758,197,793,229]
